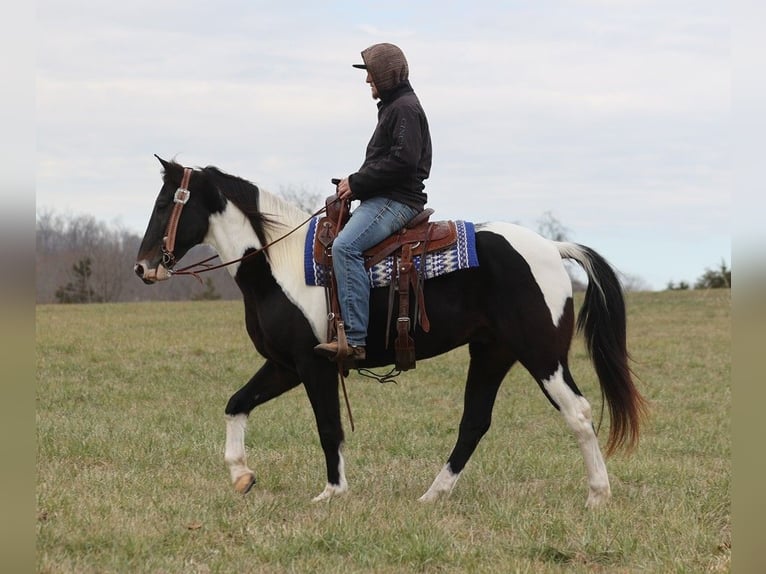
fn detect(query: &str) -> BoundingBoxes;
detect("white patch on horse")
[203,195,327,342]
[542,365,611,507]
[476,222,572,326]
[204,202,262,271]
[257,191,328,342]
[419,463,461,502]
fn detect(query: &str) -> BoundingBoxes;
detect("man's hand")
[336,177,353,200]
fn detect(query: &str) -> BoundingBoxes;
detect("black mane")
[160,160,275,245]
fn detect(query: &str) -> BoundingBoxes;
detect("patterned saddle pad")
[304,218,479,288]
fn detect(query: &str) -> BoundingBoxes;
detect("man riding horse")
[314,43,432,364]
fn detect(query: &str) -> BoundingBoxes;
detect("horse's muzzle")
[134,261,171,284]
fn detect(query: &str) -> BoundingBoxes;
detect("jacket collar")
[377,80,414,106]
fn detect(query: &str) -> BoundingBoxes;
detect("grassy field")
[36,289,730,573]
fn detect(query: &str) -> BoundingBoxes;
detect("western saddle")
[313,195,458,371]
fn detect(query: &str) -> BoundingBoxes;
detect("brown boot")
[314,341,366,362]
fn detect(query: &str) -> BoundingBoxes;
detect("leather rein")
[161,167,332,281]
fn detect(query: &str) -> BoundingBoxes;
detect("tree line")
[35,208,728,304]
[666,260,731,290]
[35,210,241,304]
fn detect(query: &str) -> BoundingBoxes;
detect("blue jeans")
[332,197,421,347]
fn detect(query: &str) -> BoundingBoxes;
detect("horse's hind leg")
[538,363,611,507]
[419,343,512,502]
[224,360,301,494]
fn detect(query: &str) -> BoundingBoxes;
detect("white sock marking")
[312,448,348,502]
[542,365,611,505]
[224,413,251,483]
[419,463,460,502]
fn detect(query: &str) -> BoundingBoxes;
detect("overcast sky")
[35,0,730,290]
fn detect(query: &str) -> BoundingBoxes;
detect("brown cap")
[352,43,409,93]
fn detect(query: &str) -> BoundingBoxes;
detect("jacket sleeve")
[349,103,424,200]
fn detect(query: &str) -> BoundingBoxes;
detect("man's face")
[366,71,379,100]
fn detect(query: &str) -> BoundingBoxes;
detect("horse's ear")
[154,154,170,170]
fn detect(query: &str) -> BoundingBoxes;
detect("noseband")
[161,167,193,269]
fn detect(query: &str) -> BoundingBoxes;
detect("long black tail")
[556,242,647,456]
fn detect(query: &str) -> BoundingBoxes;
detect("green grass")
[36,290,730,573]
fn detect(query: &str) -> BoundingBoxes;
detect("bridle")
[161,167,193,269]
[159,166,337,280]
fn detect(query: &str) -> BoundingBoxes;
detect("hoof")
[311,482,348,502]
[585,487,611,509]
[233,473,256,495]
[418,490,446,503]
[419,465,460,502]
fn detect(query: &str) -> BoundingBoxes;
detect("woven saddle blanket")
[304,217,479,288]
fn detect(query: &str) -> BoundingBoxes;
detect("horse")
[134,156,646,507]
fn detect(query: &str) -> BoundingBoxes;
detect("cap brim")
[352,63,367,69]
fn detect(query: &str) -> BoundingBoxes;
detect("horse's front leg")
[224,360,301,494]
[299,359,348,502]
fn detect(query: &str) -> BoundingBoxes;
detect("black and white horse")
[135,157,646,507]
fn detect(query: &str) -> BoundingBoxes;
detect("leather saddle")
[313,195,458,371]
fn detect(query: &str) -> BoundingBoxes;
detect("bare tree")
[278,184,323,214]
[620,272,651,293]
[536,210,572,242]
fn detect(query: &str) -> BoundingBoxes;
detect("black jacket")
[349,80,431,210]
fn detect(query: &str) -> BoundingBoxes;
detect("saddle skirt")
[304,216,479,288]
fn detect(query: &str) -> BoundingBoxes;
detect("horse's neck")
[204,190,324,338]
[258,190,312,239]
[254,191,311,283]
[203,190,308,279]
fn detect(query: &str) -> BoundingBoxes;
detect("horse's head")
[134,156,219,283]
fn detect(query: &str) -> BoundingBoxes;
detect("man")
[314,43,432,363]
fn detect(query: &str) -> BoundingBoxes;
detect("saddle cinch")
[314,195,458,371]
